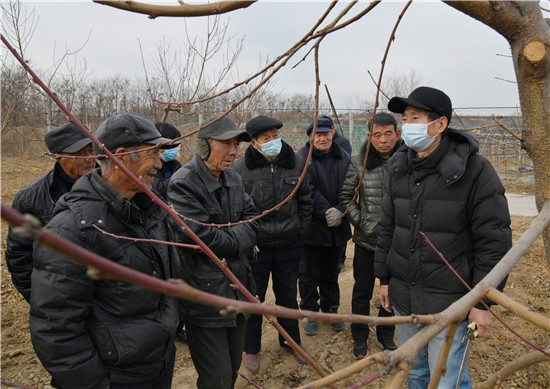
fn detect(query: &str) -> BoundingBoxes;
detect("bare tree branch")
[473,347,550,389]
[93,0,256,19]
[483,287,550,332]
[428,324,459,389]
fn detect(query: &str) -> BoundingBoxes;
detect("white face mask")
[401,119,438,152]
[258,138,282,157]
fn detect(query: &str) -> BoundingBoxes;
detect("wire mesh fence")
[2,110,530,181]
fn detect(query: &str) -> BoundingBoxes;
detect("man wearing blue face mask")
[232,116,313,373]
[153,122,183,199]
[375,86,512,389]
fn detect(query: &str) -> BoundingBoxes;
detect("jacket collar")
[388,128,478,186]
[304,141,343,160]
[190,155,240,194]
[243,140,295,170]
[359,139,403,171]
[49,162,74,203]
[57,169,162,229]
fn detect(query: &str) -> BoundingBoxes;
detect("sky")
[4,1,549,115]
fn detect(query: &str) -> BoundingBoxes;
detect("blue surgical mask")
[258,138,282,157]
[401,119,438,152]
[161,146,180,162]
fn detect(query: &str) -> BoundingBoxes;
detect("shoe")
[243,352,260,374]
[175,330,187,344]
[353,339,369,359]
[283,346,307,365]
[303,320,318,336]
[331,321,346,332]
[376,338,398,351]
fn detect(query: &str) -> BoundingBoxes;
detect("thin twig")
[367,70,390,101]
[92,225,202,250]
[237,372,263,389]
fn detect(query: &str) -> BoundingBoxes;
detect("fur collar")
[244,140,296,170]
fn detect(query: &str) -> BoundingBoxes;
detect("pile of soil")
[1,157,548,388]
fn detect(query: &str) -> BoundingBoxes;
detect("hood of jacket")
[388,128,479,186]
[243,140,296,170]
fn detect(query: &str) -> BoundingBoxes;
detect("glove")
[325,207,343,227]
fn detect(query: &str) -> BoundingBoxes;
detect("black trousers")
[185,315,247,389]
[244,236,302,354]
[299,244,344,313]
[350,245,395,341]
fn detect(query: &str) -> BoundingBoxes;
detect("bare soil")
[1,156,548,388]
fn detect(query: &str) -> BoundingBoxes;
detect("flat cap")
[45,122,92,154]
[198,116,251,142]
[245,116,283,139]
[306,117,333,135]
[94,113,179,154]
[388,86,452,123]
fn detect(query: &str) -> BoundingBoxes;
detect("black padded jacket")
[232,141,313,249]
[168,155,258,328]
[374,129,511,316]
[30,169,179,389]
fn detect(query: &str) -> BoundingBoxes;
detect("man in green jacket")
[339,112,401,359]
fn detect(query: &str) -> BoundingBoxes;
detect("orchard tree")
[443,1,550,267]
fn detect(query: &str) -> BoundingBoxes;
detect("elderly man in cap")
[296,117,351,336]
[167,115,258,389]
[232,116,313,373]
[319,115,352,154]
[6,122,95,303]
[375,86,511,388]
[30,113,180,389]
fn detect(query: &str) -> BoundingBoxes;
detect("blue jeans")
[395,310,471,389]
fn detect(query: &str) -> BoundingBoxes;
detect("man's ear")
[251,140,262,152]
[437,117,448,134]
[114,147,128,164]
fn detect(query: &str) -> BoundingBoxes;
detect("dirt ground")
[1,155,549,388]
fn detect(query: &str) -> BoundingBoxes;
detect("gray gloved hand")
[325,207,343,227]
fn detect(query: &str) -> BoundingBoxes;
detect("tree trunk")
[444,1,550,268]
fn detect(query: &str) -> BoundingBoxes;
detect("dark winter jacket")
[333,132,352,154]
[374,129,512,316]
[152,159,182,199]
[232,141,313,248]
[296,142,351,247]
[167,155,258,327]
[6,163,74,302]
[339,140,402,251]
[30,169,179,389]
